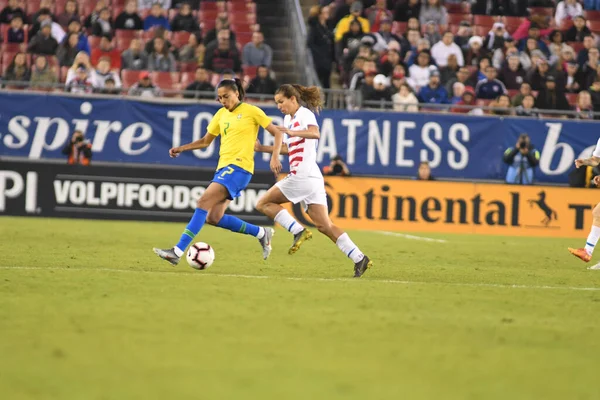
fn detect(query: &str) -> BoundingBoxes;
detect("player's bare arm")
[254,139,289,155]
[575,156,600,168]
[169,134,216,158]
[279,125,320,139]
[265,123,283,174]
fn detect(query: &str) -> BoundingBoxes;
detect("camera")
[519,141,527,149]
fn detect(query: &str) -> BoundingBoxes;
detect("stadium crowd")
[308,0,600,117]
[0,0,276,99]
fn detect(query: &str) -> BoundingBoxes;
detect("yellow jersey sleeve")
[249,105,273,128]
[207,108,224,136]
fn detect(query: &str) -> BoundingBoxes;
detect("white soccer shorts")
[275,174,327,211]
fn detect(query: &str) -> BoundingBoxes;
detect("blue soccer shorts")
[211,164,252,200]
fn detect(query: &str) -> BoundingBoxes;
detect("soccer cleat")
[568,247,592,262]
[289,228,313,255]
[259,228,274,260]
[353,255,373,278]
[152,247,180,266]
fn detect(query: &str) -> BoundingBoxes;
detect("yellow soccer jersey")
[207,102,272,174]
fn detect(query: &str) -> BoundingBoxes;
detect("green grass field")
[1,216,600,400]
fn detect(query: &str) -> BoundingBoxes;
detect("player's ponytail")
[276,84,323,114]
[217,77,246,101]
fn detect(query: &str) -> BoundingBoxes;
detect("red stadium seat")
[529,7,554,16]
[235,31,253,47]
[584,10,600,21]
[88,35,103,48]
[561,20,574,30]
[180,71,196,86]
[473,15,501,27]
[567,41,585,53]
[503,16,525,33]
[446,2,470,14]
[3,42,24,52]
[121,69,143,87]
[229,12,256,25]
[178,61,198,72]
[392,21,407,35]
[115,29,141,40]
[116,36,134,51]
[227,2,256,13]
[26,0,45,15]
[113,6,124,19]
[566,92,578,106]
[171,31,191,48]
[112,0,127,6]
[198,9,219,24]
[507,89,519,97]
[474,25,491,36]
[200,1,225,12]
[242,65,258,78]
[589,20,600,33]
[60,66,69,83]
[152,71,181,96]
[447,14,472,26]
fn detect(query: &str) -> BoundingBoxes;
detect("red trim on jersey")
[288,138,305,148]
[293,121,300,127]
[290,170,297,175]
[288,147,304,156]
[289,156,303,164]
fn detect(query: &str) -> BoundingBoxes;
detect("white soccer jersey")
[283,106,323,178]
[593,137,600,157]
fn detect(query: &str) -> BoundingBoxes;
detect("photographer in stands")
[62,130,92,166]
[323,155,351,176]
[503,133,540,185]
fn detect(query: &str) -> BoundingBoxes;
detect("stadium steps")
[254,0,304,84]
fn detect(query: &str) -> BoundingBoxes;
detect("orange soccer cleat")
[568,247,592,262]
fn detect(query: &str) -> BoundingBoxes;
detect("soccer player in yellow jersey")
[153,78,283,265]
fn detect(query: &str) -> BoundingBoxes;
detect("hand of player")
[594,176,600,187]
[270,156,282,176]
[254,139,262,152]
[169,147,182,158]
[278,126,290,135]
[575,159,586,168]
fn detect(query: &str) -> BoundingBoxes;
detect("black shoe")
[353,255,372,278]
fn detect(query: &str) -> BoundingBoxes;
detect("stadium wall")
[0,92,598,185]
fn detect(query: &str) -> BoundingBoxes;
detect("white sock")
[256,227,265,239]
[585,225,600,255]
[274,210,304,235]
[173,246,184,257]
[336,233,364,263]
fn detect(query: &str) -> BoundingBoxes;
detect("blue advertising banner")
[0,92,598,184]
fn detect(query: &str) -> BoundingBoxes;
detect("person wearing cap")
[66,65,95,94]
[418,69,449,105]
[535,75,571,112]
[450,86,477,113]
[334,1,370,42]
[419,0,447,28]
[475,66,507,99]
[370,18,404,53]
[499,54,526,90]
[431,31,464,68]
[465,35,485,67]
[455,20,472,51]
[27,19,59,55]
[423,20,441,47]
[128,71,163,97]
[565,60,584,93]
[555,0,583,27]
[362,73,394,107]
[366,0,393,32]
[565,15,592,42]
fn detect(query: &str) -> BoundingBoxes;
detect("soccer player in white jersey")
[569,138,600,263]
[255,84,373,277]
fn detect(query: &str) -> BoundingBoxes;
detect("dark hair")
[217,78,245,101]
[276,84,323,114]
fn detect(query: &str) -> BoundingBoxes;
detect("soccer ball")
[186,242,215,270]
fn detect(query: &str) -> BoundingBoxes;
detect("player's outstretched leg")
[569,202,600,263]
[256,186,312,255]
[153,183,225,266]
[307,204,372,278]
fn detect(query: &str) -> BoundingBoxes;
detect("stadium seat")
[121,69,143,87]
[229,12,257,26]
[507,89,519,97]
[115,29,141,40]
[113,6,124,18]
[242,65,258,79]
[116,36,134,51]
[392,21,406,35]
[25,0,44,15]
[198,9,219,23]
[3,42,24,52]
[112,0,128,6]
[447,14,472,26]
[235,31,253,47]
[227,2,256,13]
[152,71,181,96]
[503,16,525,33]
[60,66,69,83]
[180,71,197,86]
[565,92,578,106]
[589,20,600,33]
[178,61,198,72]
[567,41,585,53]
[529,7,555,16]
[88,36,103,48]
[81,3,97,18]
[584,10,600,21]
[561,20,574,30]
[473,15,501,27]
[171,31,191,48]
[474,25,491,36]
[446,2,470,14]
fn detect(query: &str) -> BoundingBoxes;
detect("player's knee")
[593,204,600,219]
[256,198,268,213]
[205,212,221,225]
[315,221,332,235]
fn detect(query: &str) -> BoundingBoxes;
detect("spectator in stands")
[503,133,540,185]
[178,32,203,63]
[172,0,199,9]
[483,23,512,53]
[66,66,95,94]
[465,36,485,67]
[57,32,80,67]
[418,69,448,105]
[581,47,600,89]
[575,90,596,119]
[450,81,465,103]
[183,67,214,99]
[30,0,54,24]
[379,48,403,77]
[393,82,419,111]
[0,0,25,25]
[416,161,434,180]
[29,9,65,43]
[93,57,122,89]
[98,78,121,95]
[560,45,577,67]
[406,37,431,66]
[419,0,447,28]
[370,18,403,53]
[439,53,458,86]
[476,66,507,99]
[588,78,600,108]
[323,155,351,176]
[203,14,237,47]
[445,66,471,93]
[334,2,370,43]
[57,0,79,28]
[491,94,513,115]
[515,94,539,117]
[408,50,434,90]
[349,58,376,91]
[121,38,149,70]
[307,5,335,89]
[116,1,144,30]
[138,0,172,10]
[471,56,490,83]
[332,0,353,27]
[144,3,171,31]
[499,54,526,90]
[337,20,365,64]
[518,24,550,57]
[431,31,464,68]
[363,73,394,107]
[548,31,569,62]
[147,37,176,72]
[566,60,584,92]
[204,29,242,75]
[423,21,441,47]
[171,2,200,32]
[555,0,583,27]
[366,0,393,32]
[577,35,596,66]
[92,35,121,70]
[28,20,59,55]
[451,86,477,113]
[471,0,502,15]
[62,130,92,166]
[242,31,273,68]
[65,51,93,84]
[91,8,114,37]
[7,15,25,44]
[565,15,592,42]
[512,82,532,106]
[30,55,57,89]
[535,75,571,112]
[128,71,162,97]
[144,27,175,54]
[454,21,472,53]
[394,0,420,22]
[64,19,91,55]
[84,0,108,29]
[247,65,278,96]
[3,52,29,85]
[390,65,407,88]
